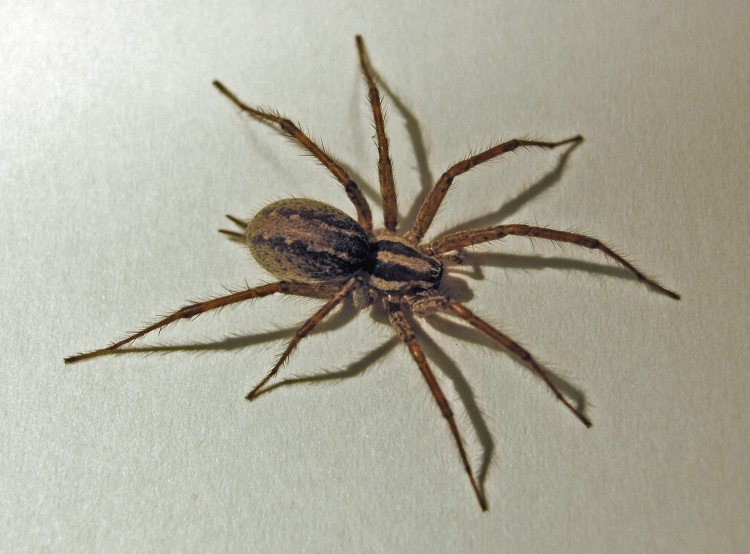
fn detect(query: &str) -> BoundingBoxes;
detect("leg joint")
[279,119,298,135]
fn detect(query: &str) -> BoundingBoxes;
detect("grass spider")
[66,36,679,511]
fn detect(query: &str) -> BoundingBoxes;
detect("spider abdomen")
[246,198,369,282]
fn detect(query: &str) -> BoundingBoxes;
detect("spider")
[66,36,679,511]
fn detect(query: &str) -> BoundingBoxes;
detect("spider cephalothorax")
[66,36,679,511]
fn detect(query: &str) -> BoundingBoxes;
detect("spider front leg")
[246,277,358,400]
[429,224,680,299]
[64,281,341,364]
[388,302,488,511]
[406,135,582,243]
[213,81,373,235]
[444,299,592,428]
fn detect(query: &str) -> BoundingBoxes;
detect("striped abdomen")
[247,199,369,282]
[367,235,443,293]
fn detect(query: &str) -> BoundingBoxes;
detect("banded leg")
[246,277,358,400]
[406,135,582,243]
[447,300,592,428]
[356,35,398,231]
[213,80,373,234]
[388,303,487,511]
[64,281,339,364]
[430,224,680,299]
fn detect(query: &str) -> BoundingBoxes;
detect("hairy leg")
[389,302,488,511]
[65,281,342,364]
[446,299,592,428]
[213,80,373,234]
[356,35,398,232]
[406,136,582,243]
[429,224,679,299]
[246,277,358,399]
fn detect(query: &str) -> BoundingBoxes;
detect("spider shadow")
[408,314,497,495]
[252,335,399,399]
[424,313,590,422]
[98,299,398,408]
[432,315,590,492]
[97,284,588,505]
[372,66,582,235]
[371,72,435,230]
[453,251,638,286]
[99,299,360,361]
[432,273,589,497]
[438,139,583,237]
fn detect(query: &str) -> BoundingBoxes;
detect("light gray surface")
[2,1,749,552]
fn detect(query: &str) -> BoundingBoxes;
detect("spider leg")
[246,277,358,400]
[388,302,488,511]
[64,281,332,364]
[446,299,592,428]
[405,136,582,243]
[355,35,398,232]
[213,80,373,234]
[429,224,680,299]
[253,337,398,400]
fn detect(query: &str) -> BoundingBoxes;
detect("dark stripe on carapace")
[367,238,443,293]
[375,239,426,258]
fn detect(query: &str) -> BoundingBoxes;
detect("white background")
[2,1,749,552]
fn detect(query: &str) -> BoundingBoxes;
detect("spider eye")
[432,263,444,283]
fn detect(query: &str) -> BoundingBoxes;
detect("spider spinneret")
[65,36,679,512]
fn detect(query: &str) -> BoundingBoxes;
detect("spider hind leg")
[446,299,592,428]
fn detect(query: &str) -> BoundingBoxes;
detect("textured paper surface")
[2,1,749,552]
